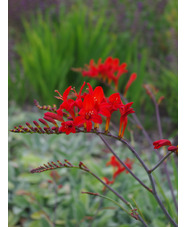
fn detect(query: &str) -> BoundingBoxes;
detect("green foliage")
[114,34,149,111]
[9,107,178,226]
[8,62,28,105]
[158,69,178,125]
[11,6,115,105]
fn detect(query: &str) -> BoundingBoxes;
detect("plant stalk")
[148,151,173,173]
[98,134,153,193]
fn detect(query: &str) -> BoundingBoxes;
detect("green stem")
[81,192,131,215]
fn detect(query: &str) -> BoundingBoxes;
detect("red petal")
[85,121,92,132]
[63,86,72,100]
[78,82,86,97]
[87,83,93,94]
[74,116,85,126]
[92,114,102,124]
[124,73,137,97]
[44,112,64,122]
[109,93,121,104]
[83,94,95,111]
[153,139,172,149]
[93,86,104,104]
[168,146,178,152]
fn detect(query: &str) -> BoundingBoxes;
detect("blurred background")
[8,0,178,226]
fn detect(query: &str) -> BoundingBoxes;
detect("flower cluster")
[45,82,135,137]
[10,82,135,137]
[77,57,137,93]
[153,139,178,155]
[103,156,133,186]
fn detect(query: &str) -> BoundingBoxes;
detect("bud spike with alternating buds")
[57,160,64,166]
[33,121,45,133]
[51,161,60,168]
[79,162,89,171]
[26,122,36,132]
[64,159,73,167]
[34,99,57,113]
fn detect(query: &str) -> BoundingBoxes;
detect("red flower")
[17,82,136,137]
[102,93,122,131]
[55,86,72,101]
[82,57,128,89]
[168,146,178,156]
[119,102,135,137]
[153,139,178,155]
[168,146,178,152]
[59,121,76,135]
[106,155,134,180]
[87,83,109,116]
[103,177,114,185]
[73,81,86,109]
[74,94,102,132]
[102,177,114,191]
[56,86,76,120]
[124,73,137,97]
[106,156,121,169]
[107,93,122,112]
[153,139,172,149]
[113,166,125,179]
[82,59,99,78]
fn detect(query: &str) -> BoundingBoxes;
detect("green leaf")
[28,219,49,227]
[8,181,15,190]
[8,210,20,226]
[31,210,46,220]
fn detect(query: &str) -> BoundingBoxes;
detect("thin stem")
[120,136,177,226]
[153,98,163,139]
[82,192,148,227]
[119,137,177,226]
[148,151,173,173]
[152,96,178,212]
[76,129,177,226]
[148,174,177,227]
[87,190,108,227]
[119,138,150,173]
[81,191,131,215]
[52,182,58,227]
[98,133,153,193]
[85,169,148,226]
[163,162,178,212]
[88,170,129,206]
[138,215,148,227]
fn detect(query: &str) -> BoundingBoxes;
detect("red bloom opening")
[74,94,102,132]
[81,57,128,89]
[153,139,172,149]
[119,102,135,137]
[168,146,178,152]
[106,156,121,169]
[105,155,134,182]
[59,121,76,135]
[20,82,136,136]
